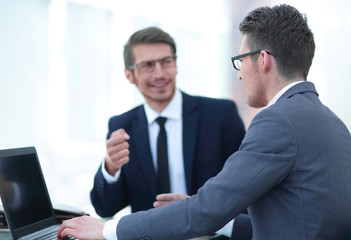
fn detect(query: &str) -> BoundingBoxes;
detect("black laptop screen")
[0,151,54,230]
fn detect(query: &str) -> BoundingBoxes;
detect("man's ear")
[124,68,135,84]
[261,51,273,73]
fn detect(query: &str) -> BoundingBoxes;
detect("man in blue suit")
[89,27,248,238]
[58,4,351,240]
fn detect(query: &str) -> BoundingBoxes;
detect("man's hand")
[153,192,190,208]
[57,216,105,240]
[105,129,130,175]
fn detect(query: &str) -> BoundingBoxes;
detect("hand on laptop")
[57,216,105,240]
[153,192,190,208]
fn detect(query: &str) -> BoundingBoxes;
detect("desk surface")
[0,230,12,240]
[0,230,225,240]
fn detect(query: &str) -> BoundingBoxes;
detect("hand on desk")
[153,192,190,208]
[57,216,105,240]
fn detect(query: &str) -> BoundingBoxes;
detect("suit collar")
[143,89,182,124]
[277,81,319,103]
[267,81,304,107]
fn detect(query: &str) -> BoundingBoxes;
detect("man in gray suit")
[58,4,351,240]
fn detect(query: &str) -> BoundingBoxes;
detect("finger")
[58,228,75,239]
[110,147,130,160]
[107,144,129,160]
[107,129,130,150]
[107,136,130,151]
[109,148,130,163]
[111,156,129,169]
[174,192,190,200]
[57,224,64,237]
[110,129,130,140]
[105,155,130,175]
[57,219,76,237]
[158,193,190,201]
[153,200,171,208]
[156,193,174,201]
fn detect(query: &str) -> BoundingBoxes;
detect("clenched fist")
[105,128,130,175]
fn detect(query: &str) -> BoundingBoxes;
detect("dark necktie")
[156,117,170,194]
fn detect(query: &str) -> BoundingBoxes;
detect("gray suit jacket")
[117,82,351,240]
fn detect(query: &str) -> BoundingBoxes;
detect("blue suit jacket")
[90,92,246,216]
[116,82,351,240]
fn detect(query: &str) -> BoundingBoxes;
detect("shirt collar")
[266,81,304,107]
[144,89,182,125]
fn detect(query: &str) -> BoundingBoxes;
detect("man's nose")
[153,62,166,76]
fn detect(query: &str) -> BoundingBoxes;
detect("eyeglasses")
[129,55,177,73]
[231,50,276,71]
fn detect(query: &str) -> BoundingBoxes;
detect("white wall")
[1,0,350,217]
[281,0,351,130]
[0,0,234,216]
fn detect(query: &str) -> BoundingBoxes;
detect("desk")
[0,230,12,240]
[0,230,226,240]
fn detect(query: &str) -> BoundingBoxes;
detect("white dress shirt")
[143,89,187,194]
[101,89,187,194]
[266,81,304,107]
[103,90,188,240]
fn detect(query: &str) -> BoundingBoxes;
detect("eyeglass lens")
[136,56,176,73]
[233,60,241,70]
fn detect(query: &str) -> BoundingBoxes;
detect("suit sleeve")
[116,108,298,240]
[220,101,249,239]
[90,164,129,217]
[90,117,129,217]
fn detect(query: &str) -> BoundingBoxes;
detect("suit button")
[144,237,151,240]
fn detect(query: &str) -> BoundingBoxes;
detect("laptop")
[0,147,74,240]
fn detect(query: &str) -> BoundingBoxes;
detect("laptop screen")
[0,147,57,238]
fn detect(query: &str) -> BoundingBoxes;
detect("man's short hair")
[239,4,315,79]
[124,27,177,69]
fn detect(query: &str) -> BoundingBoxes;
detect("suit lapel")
[131,106,158,196]
[182,92,199,194]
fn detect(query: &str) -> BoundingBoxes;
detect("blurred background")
[1,0,350,218]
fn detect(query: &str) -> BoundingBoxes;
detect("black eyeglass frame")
[231,50,276,71]
[128,55,177,73]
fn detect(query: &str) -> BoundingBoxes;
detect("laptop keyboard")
[23,225,76,240]
[30,231,75,240]
[30,230,75,240]
[33,230,56,239]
